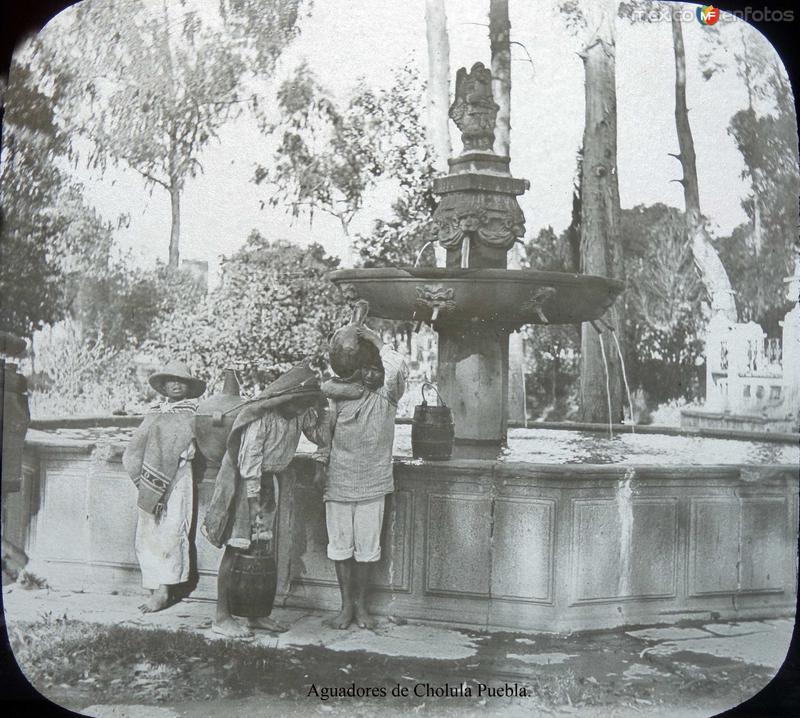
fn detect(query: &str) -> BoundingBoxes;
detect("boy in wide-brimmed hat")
[202,361,328,638]
[123,360,206,613]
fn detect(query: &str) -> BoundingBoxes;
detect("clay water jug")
[229,540,278,618]
[411,383,455,460]
[329,300,372,378]
[194,369,246,463]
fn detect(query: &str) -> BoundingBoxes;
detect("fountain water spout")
[596,317,636,433]
[414,240,436,268]
[590,320,614,438]
[589,318,636,435]
[610,327,636,433]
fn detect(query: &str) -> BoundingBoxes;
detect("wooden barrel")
[229,541,277,618]
[411,384,454,461]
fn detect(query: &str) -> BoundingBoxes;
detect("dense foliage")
[146,233,344,391]
[0,57,114,337]
[620,204,705,405]
[264,63,438,268]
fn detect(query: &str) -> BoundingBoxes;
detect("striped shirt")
[324,347,408,503]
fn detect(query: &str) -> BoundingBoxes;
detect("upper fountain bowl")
[329,267,624,328]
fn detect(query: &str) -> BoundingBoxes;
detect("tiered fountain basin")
[9,421,797,632]
[329,267,624,327]
[330,267,626,456]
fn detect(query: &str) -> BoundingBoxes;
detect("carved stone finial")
[449,62,498,153]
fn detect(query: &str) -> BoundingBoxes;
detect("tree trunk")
[578,2,624,424]
[490,0,511,157]
[168,177,181,269]
[424,0,451,268]
[671,11,737,321]
[489,0,525,423]
[425,0,452,171]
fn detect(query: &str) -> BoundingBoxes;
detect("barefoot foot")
[212,617,254,639]
[247,616,288,633]
[139,585,170,613]
[323,606,354,630]
[354,604,375,629]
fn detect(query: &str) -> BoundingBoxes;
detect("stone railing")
[703,308,799,431]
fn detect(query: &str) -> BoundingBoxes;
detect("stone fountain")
[11,63,795,647]
[330,62,624,456]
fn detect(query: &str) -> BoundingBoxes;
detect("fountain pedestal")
[329,61,623,454]
[437,323,509,455]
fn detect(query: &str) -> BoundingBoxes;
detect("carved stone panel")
[739,498,786,592]
[36,465,90,563]
[432,189,526,266]
[371,490,413,592]
[571,498,678,603]
[491,497,555,603]
[688,498,740,596]
[287,483,337,586]
[88,470,139,567]
[425,493,491,597]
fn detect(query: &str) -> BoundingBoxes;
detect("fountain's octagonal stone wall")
[11,434,797,632]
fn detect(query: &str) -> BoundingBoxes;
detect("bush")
[28,320,147,417]
[145,234,344,393]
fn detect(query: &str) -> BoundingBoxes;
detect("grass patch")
[9,615,293,705]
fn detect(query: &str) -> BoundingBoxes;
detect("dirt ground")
[2,586,796,717]
[3,615,788,717]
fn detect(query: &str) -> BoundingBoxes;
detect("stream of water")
[611,329,636,433]
[597,333,614,438]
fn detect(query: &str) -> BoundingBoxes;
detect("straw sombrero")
[148,360,207,399]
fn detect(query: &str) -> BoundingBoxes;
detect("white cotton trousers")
[134,465,193,589]
[325,497,385,563]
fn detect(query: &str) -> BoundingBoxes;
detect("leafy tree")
[36,0,306,268]
[0,55,113,337]
[621,204,702,333]
[620,204,705,405]
[525,204,710,415]
[723,76,798,325]
[523,226,581,420]
[260,62,385,268]
[73,261,203,350]
[354,67,440,268]
[265,64,438,269]
[692,17,799,325]
[147,233,343,390]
